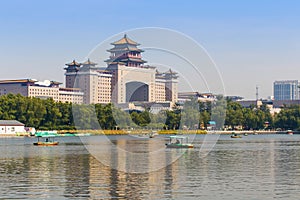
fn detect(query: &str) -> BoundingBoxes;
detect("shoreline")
[0,130,297,137]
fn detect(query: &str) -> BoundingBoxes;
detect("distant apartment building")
[273,80,299,100]
[0,79,83,104]
[65,34,178,105]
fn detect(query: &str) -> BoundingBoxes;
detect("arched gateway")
[126,81,149,102]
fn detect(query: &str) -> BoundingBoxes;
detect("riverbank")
[57,129,296,135]
[0,130,297,137]
[56,130,208,135]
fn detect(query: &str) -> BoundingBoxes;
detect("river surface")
[0,134,300,199]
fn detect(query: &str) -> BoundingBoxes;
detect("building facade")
[58,88,84,104]
[64,59,112,104]
[273,80,299,100]
[65,34,179,105]
[0,79,83,104]
[105,34,178,104]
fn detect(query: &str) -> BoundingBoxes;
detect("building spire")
[82,58,97,66]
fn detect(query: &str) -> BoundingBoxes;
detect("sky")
[0,0,300,99]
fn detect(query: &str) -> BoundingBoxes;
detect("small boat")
[74,133,91,136]
[134,131,158,139]
[149,131,159,138]
[287,130,293,135]
[33,135,59,146]
[165,136,194,148]
[231,133,242,138]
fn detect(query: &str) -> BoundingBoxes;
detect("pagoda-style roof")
[164,69,179,79]
[155,70,164,77]
[65,60,81,66]
[107,46,143,52]
[156,70,162,74]
[106,35,147,67]
[107,61,126,64]
[165,69,178,74]
[111,34,140,45]
[105,57,146,64]
[81,59,97,66]
[64,59,81,72]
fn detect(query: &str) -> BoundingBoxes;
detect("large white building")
[65,34,179,105]
[0,79,84,104]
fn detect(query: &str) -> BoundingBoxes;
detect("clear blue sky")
[0,0,300,99]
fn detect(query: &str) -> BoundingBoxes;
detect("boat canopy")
[169,135,188,139]
[35,132,57,137]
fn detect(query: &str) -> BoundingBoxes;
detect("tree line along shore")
[12,130,292,137]
[1,94,300,133]
[55,130,293,135]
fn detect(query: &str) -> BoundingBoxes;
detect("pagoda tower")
[105,34,155,104]
[105,34,146,67]
[64,60,81,88]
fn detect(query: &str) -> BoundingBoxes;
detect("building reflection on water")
[85,137,181,199]
[1,136,300,199]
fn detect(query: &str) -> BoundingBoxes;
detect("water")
[0,134,300,199]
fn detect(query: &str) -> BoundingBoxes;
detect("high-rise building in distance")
[273,80,299,100]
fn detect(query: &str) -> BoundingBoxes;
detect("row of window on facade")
[1,127,15,131]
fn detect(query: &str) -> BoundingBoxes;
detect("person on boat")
[176,139,180,144]
[45,138,49,142]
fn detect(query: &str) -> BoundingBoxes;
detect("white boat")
[287,130,293,135]
[165,136,194,148]
[149,131,159,138]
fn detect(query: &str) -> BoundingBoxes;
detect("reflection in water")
[80,135,184,173]
[0,135,300,199]
[63,153,90,198]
